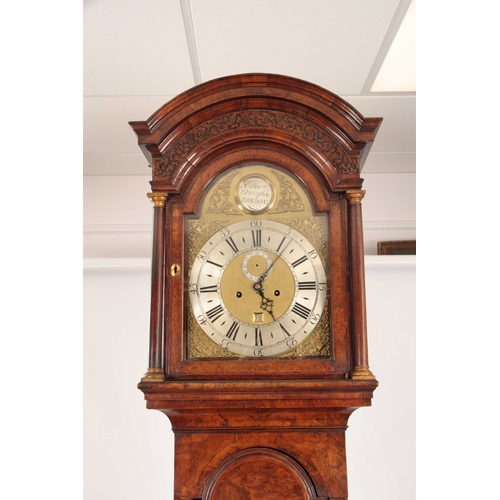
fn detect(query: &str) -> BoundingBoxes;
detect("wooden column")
[346,190,375,380]
[141,192,168,382]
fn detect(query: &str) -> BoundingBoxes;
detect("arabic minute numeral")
[310,313,321,324]
[220,338,233,350]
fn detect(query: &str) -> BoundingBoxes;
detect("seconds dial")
[189,220,327,357]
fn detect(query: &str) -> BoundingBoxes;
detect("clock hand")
[252,240,292,322]
[250,238,291,322]
[253,281,276,321]
[260,297,276,322]
[258,238,292,283]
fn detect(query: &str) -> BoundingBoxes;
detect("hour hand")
[260,297,276,321]
[253,280,266,302]
[253,281,276,321]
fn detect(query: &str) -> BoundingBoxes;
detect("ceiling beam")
[180,0,202,85]
[361,0,413,94]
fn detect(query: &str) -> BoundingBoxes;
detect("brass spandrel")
[268,170,305,214]
[206,171,242,216]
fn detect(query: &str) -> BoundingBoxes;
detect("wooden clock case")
[130,73,381,500]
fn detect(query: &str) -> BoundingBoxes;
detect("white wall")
[83,256,415,500]
[362,173,415,255]
[83,261,174,500]
[348,257,416,500]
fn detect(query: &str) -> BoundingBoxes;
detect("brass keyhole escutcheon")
[171,264,181,276]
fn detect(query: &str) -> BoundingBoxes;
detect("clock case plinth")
[130,73,382,500]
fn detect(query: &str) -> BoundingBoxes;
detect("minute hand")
[259,238,292,282]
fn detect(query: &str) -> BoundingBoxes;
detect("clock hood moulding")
[129,73,382,194]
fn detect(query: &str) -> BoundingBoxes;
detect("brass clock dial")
[189,219,327,357]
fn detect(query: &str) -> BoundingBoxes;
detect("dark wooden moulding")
[130,73,382,500]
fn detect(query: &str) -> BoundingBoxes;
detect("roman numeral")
[226,321,239,340]
[199,285,218,293]
[291,303,311,320]
[254,328,263,346]
[206,305,224,323]
[298,281,317,290]
[252,229,262,247]
[225,237,238,253]
[291,255,308,268]
[279,323,291,337]
[206,260,223,268]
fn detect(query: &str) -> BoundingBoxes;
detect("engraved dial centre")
[220,251,295,326]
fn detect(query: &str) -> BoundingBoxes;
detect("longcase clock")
[130,73,382,500]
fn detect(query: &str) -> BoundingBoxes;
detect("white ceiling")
[83,0,416,176]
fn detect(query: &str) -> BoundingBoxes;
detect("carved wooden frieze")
[154,110,358,180]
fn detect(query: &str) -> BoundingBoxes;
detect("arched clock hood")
[129,73,382,195]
